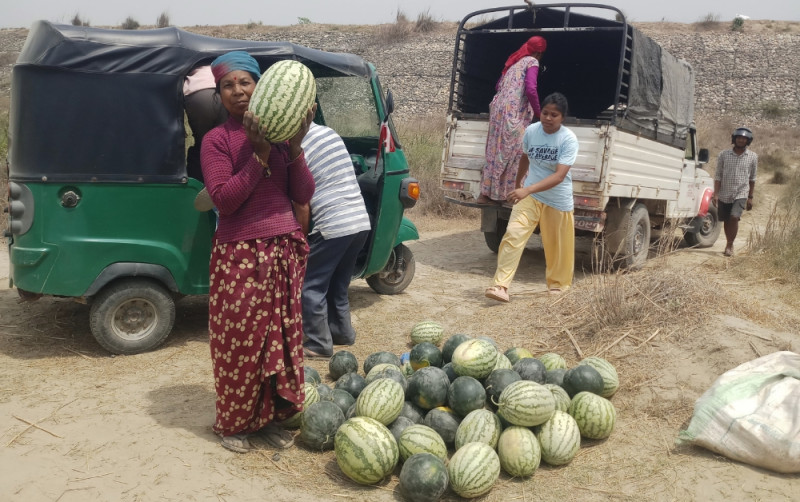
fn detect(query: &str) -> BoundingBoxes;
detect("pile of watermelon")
[291,320,620,500]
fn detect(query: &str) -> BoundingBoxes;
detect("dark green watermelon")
[423,407,461,445]
[441,362,458,383]
[389,416,417,442]
[334,372,367,398]
[441,334,472,364]
[398,400,426,424]
[363,351,402,375]
[484,368,522,409]
[562,365,604,397]
[299,401,345,451]
[325,388,356,416]
[447,376,487,417]
[304,366,322,384]
[545,368,567,387]
[369,365,408,393]
[513,358,547,384]
[329,350,358,380]
[399,453,449,502]
[410,342,443,370]
[316,383,333,400]
[407,366,450,410]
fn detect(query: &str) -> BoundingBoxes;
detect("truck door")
[676,138,698,213]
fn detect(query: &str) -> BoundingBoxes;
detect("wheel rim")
[633,220,647,256]
[699,214,714,236]
[381,249,406,286]
[109,298,159,341]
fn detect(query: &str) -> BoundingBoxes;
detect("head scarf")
[210,51,261,84]
[501,36,547,77]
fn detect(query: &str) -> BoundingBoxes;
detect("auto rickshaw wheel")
[366,244,415,295]
[89,278,176,355]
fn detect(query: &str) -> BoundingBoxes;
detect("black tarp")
[9,21,373,183]
[450,3,695,149]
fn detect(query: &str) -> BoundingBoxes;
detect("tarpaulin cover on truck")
[449,3,694,149]
[9,21,373,183]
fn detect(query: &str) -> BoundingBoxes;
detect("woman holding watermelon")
[200,51,316,453]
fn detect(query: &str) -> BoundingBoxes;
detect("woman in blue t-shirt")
[485,92,579,302]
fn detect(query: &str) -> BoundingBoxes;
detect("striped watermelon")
[248,60,316,143]
[568,391,617,439]
[365,364,408,393]
[497,426,541,477]
[279,381,320,429]
[451,339,498,380]
[536,410,581,466]
[410,320,445,346]
[398,424,448,462]
[538,352,568,370]
[355,378,404,425]
[497,380,555,427]
[545,383,572,412]
[578,356,620,398]
[454,409,502,450]
[493,353,513,371]
[334,417,399,485]
[448,442,501,498]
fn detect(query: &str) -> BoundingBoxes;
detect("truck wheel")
[483,218,508,254]
[683,204,721,248]
[605,203,651,269]
[366,244,415,295]
[89,278,176,355]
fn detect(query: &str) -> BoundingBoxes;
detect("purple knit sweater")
[200,117,315,244]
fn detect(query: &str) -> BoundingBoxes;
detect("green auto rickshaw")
[6,21,419,354]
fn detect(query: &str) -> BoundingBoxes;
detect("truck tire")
[604,203,651,269]
[366,244,415,295]
[683,204,721,248]
[89,278,176,355]
[484,218,508,254]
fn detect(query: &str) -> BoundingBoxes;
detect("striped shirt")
[302,123,371,239]
[715,148,758,203]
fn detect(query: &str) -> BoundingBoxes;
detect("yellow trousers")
[493,196,575,291]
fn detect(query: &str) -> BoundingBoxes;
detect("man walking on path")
[712,127,758,257]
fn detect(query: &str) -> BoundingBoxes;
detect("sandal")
[548,288,563,295]
[258,423,296,449]
[484,285,509,303]
[303,348,331,361]
[220,433,251,453]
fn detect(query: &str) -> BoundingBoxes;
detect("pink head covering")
[501,36,547,77]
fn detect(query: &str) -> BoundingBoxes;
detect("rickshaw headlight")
[400,178,420,208]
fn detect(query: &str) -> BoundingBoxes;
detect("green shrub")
[71,13,89,26]
[760,100,788,119]
[121,17,140,30]
[696,13,719,30]
[414,10,438,33]
[297,17,312,25]
[731,17,745,32]
[246,20,262,29]
[156,12,170,28]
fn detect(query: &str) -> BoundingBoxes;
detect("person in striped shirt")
[301,122,372,358]
[712,127,758,257]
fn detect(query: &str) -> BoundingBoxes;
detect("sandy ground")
[0,185,798,501]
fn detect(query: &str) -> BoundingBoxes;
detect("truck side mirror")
[384,89,395,120]
[698,148,709,164]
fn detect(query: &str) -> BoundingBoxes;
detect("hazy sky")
[2,0,798,29]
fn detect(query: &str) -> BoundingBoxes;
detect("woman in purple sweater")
[200,51,315,453]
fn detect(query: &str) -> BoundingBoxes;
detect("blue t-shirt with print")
[522,122,579,212]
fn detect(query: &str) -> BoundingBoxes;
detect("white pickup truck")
[440,3,720,268]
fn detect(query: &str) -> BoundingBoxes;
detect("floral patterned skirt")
[208,231,308,436]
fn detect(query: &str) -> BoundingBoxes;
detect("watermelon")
[493,353,513,371]
[497,380,555,427]
[448,442,501,498]
[538,352,568,370]
[504,347,534,365]
[568,391,617,439]
[389,416,417,442]
[497,426,541,477]
[454,409,502,450]
[334,417,399,485]
[366,364,408,393]
[484,368,522,409]
[398,424,448,462]
[578,356,620,398]
[476,336,498,348]
[363,351,402,375]
[355,378,404,425]
[398,400,426,424]
[325,388,356,417]
[410,320,445,346]
[410,342,443,370]
[423,407,461,446]
[304,366,321,384]
[401,361,415,377]
[441,362,458,383]
[399,453,449,502]
[334,372,367,399]
[280,381,320,429]
[300,400,345,451]
[248,60,316,143]
[329,350,359,380]
[562,365,605,397]
[513,358,547,384]
[545,383,572,412]
[407,366,450,410]
[537,410,581,465]
[316,382,333,400]
[451,339,498,380]
[545,368,567,387]
[441,333,472,363]
[447,376,487,417]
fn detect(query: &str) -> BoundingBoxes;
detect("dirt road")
[0,189,797,501]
